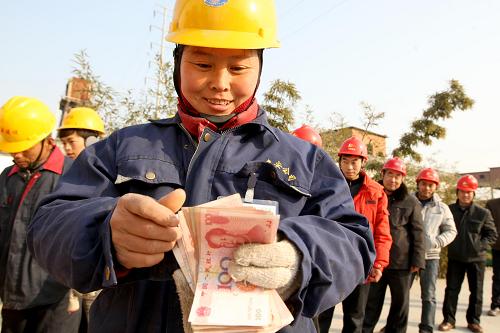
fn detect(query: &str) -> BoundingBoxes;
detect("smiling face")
[457,189,474,206]
[382,169,404,193]
[417,180,438,200]
[180,46,260,116]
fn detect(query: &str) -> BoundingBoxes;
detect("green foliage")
[392,79,474,161]
[261,79,301,132]
[71,49,177,134]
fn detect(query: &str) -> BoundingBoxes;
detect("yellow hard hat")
[58,107,105,134]
[166,0,280,49]
[0,96,56,153]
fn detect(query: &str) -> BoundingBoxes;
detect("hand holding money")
[229,239,302,297]
[110,189,185,269]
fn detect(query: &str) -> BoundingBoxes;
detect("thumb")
[158,188,186,213]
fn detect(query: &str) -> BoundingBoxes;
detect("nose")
[10,152,22,159]
[210,68,230,92]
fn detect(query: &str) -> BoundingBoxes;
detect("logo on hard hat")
[204,0,229,7]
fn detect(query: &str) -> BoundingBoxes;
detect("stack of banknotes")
[172,194,294,332]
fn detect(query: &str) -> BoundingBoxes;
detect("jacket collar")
[7,146,65,177]
[454,199,477,215]
[413,192,442,205]
[150,110,280,142]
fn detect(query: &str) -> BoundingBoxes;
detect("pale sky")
[1,0,499,173]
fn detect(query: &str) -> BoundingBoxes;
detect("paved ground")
[330,267,498,333]
[0,269,496,332]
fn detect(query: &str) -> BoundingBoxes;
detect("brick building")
[339,126,387,157]
[460,167,500,189]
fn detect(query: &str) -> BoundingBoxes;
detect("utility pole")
[149,4,169,119]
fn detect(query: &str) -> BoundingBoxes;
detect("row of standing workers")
[0,1,499,333]
[291,127,499,333]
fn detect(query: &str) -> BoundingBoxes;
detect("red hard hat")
[416,167,440,185]
[291,125,322,147]
[456,174,478,191]
[338,136,368,159]
[382,157,407,176]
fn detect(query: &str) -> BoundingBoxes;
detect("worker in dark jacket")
[27,1,375,332]
[486,197,500,316]
[0,96,79,332]
[363,157,425,333]
[439,175,497,333]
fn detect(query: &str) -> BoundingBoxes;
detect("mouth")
[204,98,233,106]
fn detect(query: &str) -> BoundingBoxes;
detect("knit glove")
[67,289,80,314]
[228,239,302,300]
[173,269,194,333]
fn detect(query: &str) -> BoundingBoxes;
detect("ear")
[85,136,99,147]
[46,137,56,147]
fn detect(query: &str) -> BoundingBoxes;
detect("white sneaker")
[487,307,500,316]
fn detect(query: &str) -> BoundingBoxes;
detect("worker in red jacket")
[316,136,392,333]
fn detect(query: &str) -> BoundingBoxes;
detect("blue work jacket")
[28,111,375,332]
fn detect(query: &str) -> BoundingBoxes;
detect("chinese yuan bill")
[188,208,279,327]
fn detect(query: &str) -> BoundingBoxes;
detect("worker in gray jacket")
[414,168,457,333]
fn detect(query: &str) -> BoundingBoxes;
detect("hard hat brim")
[0,137,42,153]
[57,124,105,135]
[167,29,280,49]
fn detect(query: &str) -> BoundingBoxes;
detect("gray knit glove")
[173,269,194,333]
[228,239,302,300]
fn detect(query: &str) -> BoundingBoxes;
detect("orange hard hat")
[382,157,407,176]
[456,174,478,191]
[291,125,322,147]
[338,136,368,160]
[416,167,440,185]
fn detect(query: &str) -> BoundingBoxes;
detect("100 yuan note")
[188,208,279,327]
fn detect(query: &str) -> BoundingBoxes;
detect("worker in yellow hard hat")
[58,107,105,160]
[28,1,375,332]
[0,96,80,331]
[58,107,105,329]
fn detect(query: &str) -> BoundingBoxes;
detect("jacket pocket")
[231,161,310,214]
[115,158,183,195]
[467,219,482,234]
[390,207,408,227]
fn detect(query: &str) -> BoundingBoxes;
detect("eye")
[230,65,248,73]
[192,62,211,69]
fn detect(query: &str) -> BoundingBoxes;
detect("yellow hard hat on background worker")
[0,96,56,153]
[58,107,105,135]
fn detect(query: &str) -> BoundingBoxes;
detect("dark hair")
[58,128,100,140]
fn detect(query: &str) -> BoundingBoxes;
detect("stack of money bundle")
[173,194,294,332]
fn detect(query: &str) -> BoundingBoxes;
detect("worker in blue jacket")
[27,1,375,332]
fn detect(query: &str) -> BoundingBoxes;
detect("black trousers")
[1,295,81,333]
[362,269,412,333]
[492,249,500,309]
[442,259,485,325]
[316,283,371,333]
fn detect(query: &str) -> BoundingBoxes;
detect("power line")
[281,0,306,18]
[281,0,352,40]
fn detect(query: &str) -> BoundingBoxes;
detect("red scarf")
[177,94,258,139]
